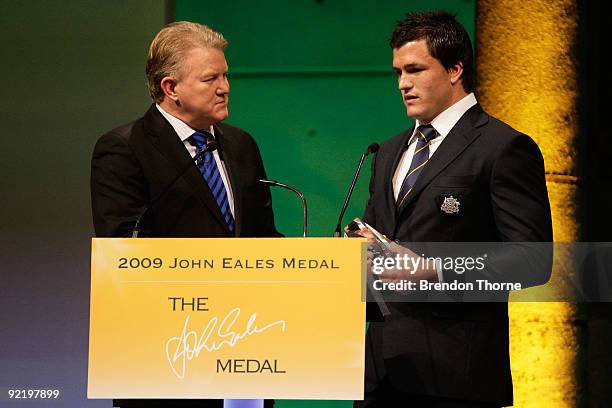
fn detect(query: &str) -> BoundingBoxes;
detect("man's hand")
[374,241,439,283]
[347,221,438,284]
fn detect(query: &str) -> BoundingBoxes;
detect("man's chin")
[406,107,421,120]
[406,107,433,122]
[215,109,229,123]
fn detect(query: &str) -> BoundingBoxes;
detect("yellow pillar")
[476,1,580,406]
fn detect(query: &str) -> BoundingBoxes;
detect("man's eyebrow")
[200,69,226,78]
[392,63,423,71]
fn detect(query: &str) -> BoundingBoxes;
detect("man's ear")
[160,76,179,101]
[449,62,464,86]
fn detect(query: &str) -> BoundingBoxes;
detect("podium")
[88,238,366,400]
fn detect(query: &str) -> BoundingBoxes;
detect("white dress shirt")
[392,93,478,200]
[156,104,235,216]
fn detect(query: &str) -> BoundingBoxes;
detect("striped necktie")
[190,131,235,233]
[396,124,439,208]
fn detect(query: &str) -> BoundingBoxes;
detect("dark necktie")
[396,124,439,208]
[190,131,235,233]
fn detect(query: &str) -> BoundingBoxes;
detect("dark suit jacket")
[91,104,280,238]
[362,104,552,405]
[90,105,279,408]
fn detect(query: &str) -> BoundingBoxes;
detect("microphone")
[259,179,307,237]
[131,141,218,237]
[333,142,379,237]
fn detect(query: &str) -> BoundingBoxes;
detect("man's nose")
[398,73,412,90]
[218,76,230,94]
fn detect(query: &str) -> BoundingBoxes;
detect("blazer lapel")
[397,104,488,214]
[143,105,230,233]
[383,127,415,227]
[213,124,243,236]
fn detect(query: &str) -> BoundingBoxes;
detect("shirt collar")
[414,93,477,137]
[155,104,215,142]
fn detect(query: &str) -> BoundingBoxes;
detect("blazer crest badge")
[439,195,461,215]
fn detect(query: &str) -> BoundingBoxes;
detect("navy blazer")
[91,104,280,238]
[362,103,552,405]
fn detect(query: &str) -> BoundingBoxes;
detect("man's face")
[173,46,230,129]
[392,39,456,123]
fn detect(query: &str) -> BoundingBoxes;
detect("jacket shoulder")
[481,113,542,156]
[95,117,141,146]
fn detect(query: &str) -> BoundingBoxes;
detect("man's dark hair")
[390,11,475,93]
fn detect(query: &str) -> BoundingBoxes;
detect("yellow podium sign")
[88,238,366,400]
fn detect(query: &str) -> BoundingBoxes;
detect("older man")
[91,21,278,408]
[91,21,279,240]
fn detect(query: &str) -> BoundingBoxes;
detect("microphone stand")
[259,179,307,237]
[333,143,379,237]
